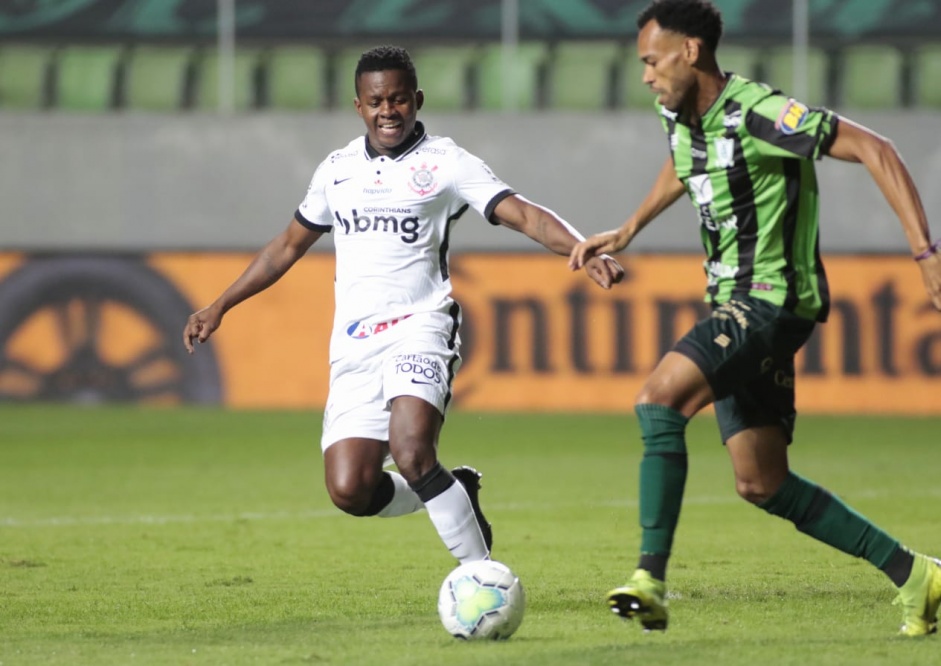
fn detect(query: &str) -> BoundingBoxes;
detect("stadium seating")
[716,45,759,81]
[545,41,623,110]
[621,44,760,110]
[331,45,477,111]
[761,46,829,107]
[124,46,194,111]
[332,45,379,106]
[194,48,262,111]
[621,52,652,109]
[912,44,941,108]
[839,45,904,109]
[477,42,548,110]
[55,45,124,110]
[3,41,941,113]
[0,44,52,109]
[410,45,479,111]
[265,46,327,110]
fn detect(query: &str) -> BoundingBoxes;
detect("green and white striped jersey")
[658,74,839,321]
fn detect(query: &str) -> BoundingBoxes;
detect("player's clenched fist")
[582,255,625,290]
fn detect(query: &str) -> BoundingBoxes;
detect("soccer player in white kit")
[183,45,623,566]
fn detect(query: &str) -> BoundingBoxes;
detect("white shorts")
[320,309,462,453]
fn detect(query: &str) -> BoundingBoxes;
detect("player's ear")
[684,37,700,65]
[416,89,424,111]
[353,74,364,116]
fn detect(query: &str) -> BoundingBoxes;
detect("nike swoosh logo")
[411,378,435,385]
[333,177,351,185]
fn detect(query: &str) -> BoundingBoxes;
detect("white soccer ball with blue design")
[437,559,525,640]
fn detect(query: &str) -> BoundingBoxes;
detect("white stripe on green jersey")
[658,74,839,322]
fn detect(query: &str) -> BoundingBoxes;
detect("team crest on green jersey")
[714,138,735,168]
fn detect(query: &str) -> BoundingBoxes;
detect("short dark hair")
[637,0,723,54]
[354,45,418,95]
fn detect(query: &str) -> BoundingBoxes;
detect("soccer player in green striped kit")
[570,0,941,636]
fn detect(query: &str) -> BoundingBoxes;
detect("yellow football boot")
[895,554,941,637]
[606,569,668,631]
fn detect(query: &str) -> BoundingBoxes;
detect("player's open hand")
[583,255,625,290]
[918,253,941,311]
[183,305,223,354]
[568,230,627,271]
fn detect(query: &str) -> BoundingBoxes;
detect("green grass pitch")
[2,406,940,665]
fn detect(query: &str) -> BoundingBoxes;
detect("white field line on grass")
[0,509,342,528]
[0,488,898,528]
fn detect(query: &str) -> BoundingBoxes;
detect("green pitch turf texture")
[2,406,940,666]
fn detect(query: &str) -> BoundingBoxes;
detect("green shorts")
[673,296,816,443]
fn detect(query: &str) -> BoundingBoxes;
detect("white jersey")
[296,122,513,360]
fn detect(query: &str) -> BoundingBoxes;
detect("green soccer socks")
[759,471,903,574]
[635,404,689,580]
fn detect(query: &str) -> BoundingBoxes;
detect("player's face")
[637,20,697,112]
[354,69,424,156]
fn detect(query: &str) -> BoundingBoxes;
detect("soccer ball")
[437,559,525,640]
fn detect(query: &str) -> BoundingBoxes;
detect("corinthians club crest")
[409,162,438,196]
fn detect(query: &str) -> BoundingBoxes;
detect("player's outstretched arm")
[490,193,624,289]
[827,117,941,310]
[183,218,324,353]
[568,156,685,270]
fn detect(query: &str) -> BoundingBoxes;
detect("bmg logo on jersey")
[334,208,420,244]
[394,354,442,386]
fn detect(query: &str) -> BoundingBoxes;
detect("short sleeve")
[295,160,334,231]
[452,148,515,224]
[744,94,839,160]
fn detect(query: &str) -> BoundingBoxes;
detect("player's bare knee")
[735,478,774,505]
[635,370,682,407]
[634,387,673,409]
[327,478,374,516]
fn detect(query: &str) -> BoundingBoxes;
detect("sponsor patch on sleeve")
[775,99,809,135]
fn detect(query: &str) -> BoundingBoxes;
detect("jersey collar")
[364,121,427,160]
[665,73,739,128]
[699,73,738,126]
